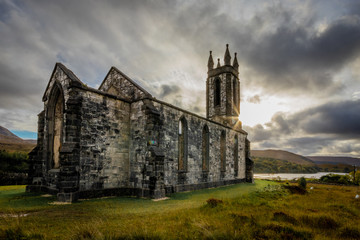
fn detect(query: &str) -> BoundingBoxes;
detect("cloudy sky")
[1,0,360,157]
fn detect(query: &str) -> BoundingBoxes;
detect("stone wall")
[38,65,81,191]
[27,111,45,186]
[129,100,148,190]
[129,99,164,197]
[27,63,84,198]
[78,90,131,191]
[128,98,247,194]
[28,64,134,201]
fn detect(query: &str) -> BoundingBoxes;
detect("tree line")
[0,150,29,185]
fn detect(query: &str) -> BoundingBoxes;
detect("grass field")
[0,181,360,239]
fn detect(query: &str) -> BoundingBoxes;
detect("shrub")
[252,223,312,240]
[230,213,256,228]
[0,227,44,240]
[273,211,297,225]
[319,173,356,185]
[339,226,360,239]
[300,215,339,229]
[339,175,352,185]
[349,170,360,185]
[298,177,307,189]
[3,227,27,240]
[230,213,250,224]
[320,174,341,183]
[284,185,307,195]
[316,216,339,229]
[206,198,223,208]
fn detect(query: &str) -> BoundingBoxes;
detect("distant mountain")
[251,149,316,166]
[0,126,21,138]
[0,126,23,143]
[251,149,354,173]
[307,156,360,166]
[0,126,36,153]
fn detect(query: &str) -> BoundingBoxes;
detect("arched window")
[234,135,239,176]
[178,116,188,171]
[220,130,226,172]
[214,78,221,107]
[47,83,64,169]
[202,125,210,171]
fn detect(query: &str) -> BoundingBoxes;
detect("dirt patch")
[206,198,223,208]
[152,197,169,201]
[41,194,53,197]
[49,201,71,205]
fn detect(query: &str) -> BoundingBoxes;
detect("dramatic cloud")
[159,84,181,99]
[247,95,261,104]
[0,0,359,156]
[237,3,360,97]
[245,99,360,156]
[294,100,360,136]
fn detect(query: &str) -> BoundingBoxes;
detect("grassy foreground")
[0,181,360,239]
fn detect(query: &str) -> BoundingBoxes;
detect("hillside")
[251,149,316,166]
[307,156,360,166]
[0,126,36,153]
[251,149,353,173]
[0,126,23,143]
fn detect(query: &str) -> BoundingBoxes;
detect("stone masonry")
[27,45,254,202]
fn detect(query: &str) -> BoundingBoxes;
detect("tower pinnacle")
[224,44,231,65]
[207,51,214,70]
[233,52,239,70]
[217,58,221,68]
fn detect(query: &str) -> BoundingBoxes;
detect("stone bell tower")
[206,44,240,128]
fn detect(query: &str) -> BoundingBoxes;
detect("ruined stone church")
[27,44,253,202]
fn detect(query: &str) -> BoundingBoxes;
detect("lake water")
[254,172,347,180]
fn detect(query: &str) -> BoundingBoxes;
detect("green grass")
[0,181,360,239]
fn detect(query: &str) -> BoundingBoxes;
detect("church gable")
[99,67,152,101]
[42,63,83,102]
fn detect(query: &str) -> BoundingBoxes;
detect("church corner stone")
[27,45,253,202]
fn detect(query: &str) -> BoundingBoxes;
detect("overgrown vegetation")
[253,156,353,173]
[350,170,360,185]
[298,177,307,189]
[0,150,29,185]
[317,163,353,173]
[253,156,320,173]
[0,180,359,239]
[0,150,28,173]
[315,172,360,185]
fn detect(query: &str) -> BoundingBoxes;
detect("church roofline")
[70,83,246,134]
[56,62,83,83]
[42,62,85,101]
[99,66,153,98]
[143,97,248,135]
[70,83,133,103]
[54,81,246,134]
